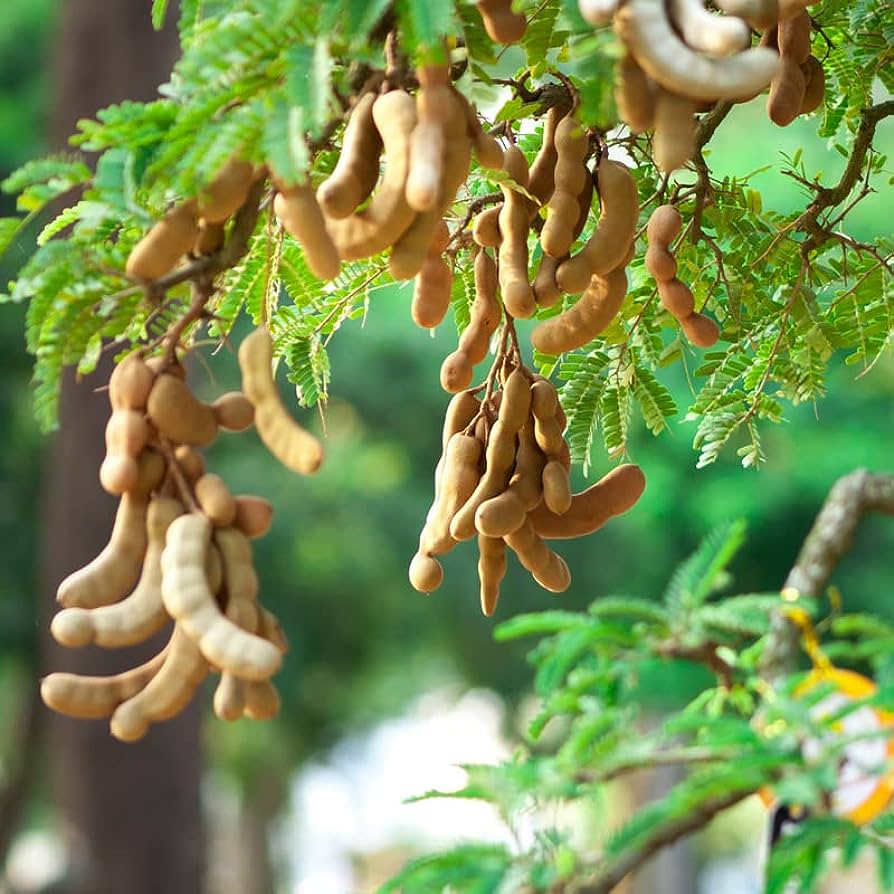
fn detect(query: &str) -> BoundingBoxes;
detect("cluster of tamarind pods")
[42,327,323,740]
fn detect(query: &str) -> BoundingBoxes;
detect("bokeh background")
[0,3,891,893]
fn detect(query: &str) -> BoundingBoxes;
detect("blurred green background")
[0,2,891,893]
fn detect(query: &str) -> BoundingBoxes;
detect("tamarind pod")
[616,53,655,134]
[161,514,281,681]
[767,57,807,127]
[110,628,210,742]
[542,459,573,515]
[258,607,289,654]
[442,391,482,450]
[274,187,341,282]
[411,255,453,328]
[668,0,752,57]
[527,107,565,211]
[206,542,224,596]
[126,200,199,281]
[529,463,646,539]
[647,204,683,245]
[41,650,168,720]
[556,159,638,294]
[504,519,571,592]
[147,374,218,447]
[197,159,254,224]
[578,0,621,24]
[243,681,281,720]
[392,212,444,281]
[531,379,559,422]
[195,474,237,527]
[409,552,444,593]
[497,368,532,428]
[533,254,562,309]
[214,527,260,629]
[614,0,780,102]
[645,245,677,282]
[317,92,383,219]
[533,412,566,459]
[325,90,418,261]
[777,0,812,20]
[473,206,502,247]
[51,497,184,649]
[799,56,825,115]
[100,410,151,496]
[406,69,452,212]
[476,0,527,43]
[653,89,697,173]
[211,391,255,432]
[541,117,590,259]
[213,674,246,722]
[714,0,778,28]
[659,279,696,319]
[478,535,507,616]
[233,495,274,540]
[532,267,628,356]
[497,146,536,319]
[238,327,324,475]
[109,354,155,411]
[458,93,504,170]
[144,356,186,380]
[174,445,205,483]
[778,11,811,63]
[681,312,720,347]
[194,221,225,256]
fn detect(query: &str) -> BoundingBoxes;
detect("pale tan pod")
[504,519,571,593]
[100,410,151,496]
[714,0,778,28]
[406,67,452,212]
[668,0,752,57]
[195,474,237,527]
[476,0,527,43]
[478,535,507,616]
[243,681,281,720]
[497,146,535,319]
[213,674,246,722]
[198,159,255,224]
[211,392,255,432]
[233,495,274,539]
[174,445,206,483]
[616,53,655,134]
[147,374,218,447]
[653,89,697,173]
[126,201,199,281]
[542,460,573,515]
[274,186,341,282]
[109,354,155,411]
[409,552,444,593]
[473,206,502,248]
[799,56,825,115]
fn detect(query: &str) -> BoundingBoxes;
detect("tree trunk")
[42,5,205,894]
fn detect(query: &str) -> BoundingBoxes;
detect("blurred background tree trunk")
[41,4,205,893]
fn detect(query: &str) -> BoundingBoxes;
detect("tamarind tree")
[1,0,892,889]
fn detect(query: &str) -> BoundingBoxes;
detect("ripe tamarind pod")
[238,327,324,475]
[211,391,255,432]
[410,222,453,328]
[532,267,628,355]
[616,53,656,134]
[478,535,507,616]
[645,244,677,282]
[476,0,527,43]
[174,445,205,483]
[243,681,281,720]
[147,374,218,447]
[110,628,210,742]
[258,607,289,654]
[213,673,246,722]
[51,496,183,649]
[799,55,825,115]
[161,514,281,681]
[500,368,534,430]
[714,0,778,28]
[100,411,151,495]
[274,186,341,282]
[578,0,621,24]
[214,527,260,630]
[767,58,807,127]
[504,519,571,593]
[542,459,573,515]
[325,90,418,261]
[497,146,536,319]
[205,542,224,595]
[144,356,186,380]
[533,411,566,459]
[473,206,502,247]
[406,66,452,212]
[533,254,563,309]
[109,354,155,411]
[459,94,504,170]
[195,474,237,527]
[317,92,383,219]
[647,203,682,246]
[653,89,697,173]
[668,0,752,57]
[556,159,638,294]
[126,200,199,281]
[527,107,565,212]
[529,463,646,539]
[233,495,274,539]
[198,159,255,224]
[778,10,811,63]
[681,312,720,347]
[614,0,780,101]
[194,221,225,256]
[777,0,812,20]
[393,212,446,281]
[409,552,444,593]
[442,391,482,449]
[41,650,168,719]
[658,279,696,318]
[531,379,559,421]
[541,117,590,259]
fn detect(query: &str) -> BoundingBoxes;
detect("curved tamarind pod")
[233,495,274,539]
[213,674,246,722]
[317,92,383,219]
[616,53,656,134]
[410,220,453,327]
[478,535,507,616]
[126,201,199,281]
[409,553,444,593]
[195,474,237,527]
[442,391,482,449]
[473,206,502,247]
[531,379,559,421]
[110,354,155,411]
[110,627,210,742]
[542,460,573,515]
[205,542,224,596]
[393,212,447,282]
[174,445,205,483]
[533,411,566,459]
[100,410,151,495]
[211,392,255,432]
[645,244,677,282]
[681,312,720,347]
[161,514,281,681]
[767,57,807,127]
[406,66,452,212]
[504,519,571,592]
[659,279,696,318]
[274,186,341,281]
[41,650,168,720]
[714,0,778,28]
[144,356,186,380]
[147,374,218,447]
[530,463,646,539]
[258,607,289,654]
[668,0,751,57]
[653,89,697,173]
[648,203,682,245]
[500,368,534,429]
[532,267,628,355]
[198,159,255,224]
[325,90,417,261]
[476,0,527,43]
[556,159,638,294]
[459,97,504,171]
[498,146,536,319]
[799,56,825,115]
[778,10,811,63]
[194,221,225,256]
[243,681,281,720]
[646,205,683,283]
[614,0,780,102]
[51,497,183,649]
[541,117,590,259]
[238,327,324,475]
[528,107,565,212]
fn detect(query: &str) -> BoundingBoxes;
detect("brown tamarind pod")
[258,607,289,654]
[406,65,452,212]
[647,203,682,245]
[645,244,677,282]
[478,535,507,616]
[504,518,571,592]
[476,0,527,43]
[533,411,565,460]
[243,681,281,721]
[681,312,720,347]
[442,391,482,449]
[211,391,255,432]
[174,445,205,483]
[541,117,590,259]
[473,206,502,247]
[497,146,536,319]
[668,0,752,57]
[767,57,807,127]
[233,496,274,540]
[195,474,237,527]
[529,463,646,539]
[126,200,199,281]
[198,159,254,224]
[100,410,151,495]
[317,92,383,219]
[499,368,534,429]
[213,673,246,722]
[144,356,186,380]
[109,354,155,411]
[542,459,573,515]
[556,158,638,294]
[410,220,453,328]
[205,542,224,596]
[658,279,696,318]
[459,96,504,170]
[527,107,565,211]
[533,254,562,309]
[531,379,559,421]
[799,56,825,115]
[714,0,778,29]
[616,53,655,134]
[778,10,811,64]
[274,186,342,281]
[409,552,444,593]
[194,221,225,256]
[653,89,697,173]
[147,374,218,447]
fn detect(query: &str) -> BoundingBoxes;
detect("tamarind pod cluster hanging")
[498,146,536,319]
[476,0,527,44]
[541,117,591,259]
[764,12,819,126]
[646,205,719,347]
[527,107,566,213]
